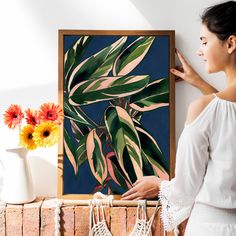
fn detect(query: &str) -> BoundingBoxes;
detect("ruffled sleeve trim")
[159,180,193,232]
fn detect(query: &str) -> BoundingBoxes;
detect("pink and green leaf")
[70,120,90,142]
[64,127,89,175]
[106,152,132,190]
[104,106,143,183]
[113,36,155,76]
[86,129,108,184]
[75,134,88,168]
[69,75,149,106]
[134,119,169,180]
[92,36,127,78]
[67,37,127,92]
[64,127,78,175]
[130,78,169,112]
[64,100,93,127]
[64,36,92,88]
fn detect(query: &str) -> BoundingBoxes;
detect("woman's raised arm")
[171,49,218,95]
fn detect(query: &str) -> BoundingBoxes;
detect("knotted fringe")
[89,192,113,236]
[54,199,63,236]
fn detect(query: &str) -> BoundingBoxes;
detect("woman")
[122,1,236,235]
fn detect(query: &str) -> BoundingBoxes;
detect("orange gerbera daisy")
[25,108,40,126]
[38,103,63,125]
[3,104,24,129]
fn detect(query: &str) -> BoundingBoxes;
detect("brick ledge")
[0,197,186,236]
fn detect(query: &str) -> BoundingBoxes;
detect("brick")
[147,206,162,236]
[1,198,186,236]
[126,207,137,235]
[167,231,175,236]
[93,206,110,228]
[6,204,23,236]
[40,198,59,236]
[61,206,74,236]
[0,201,6,236]
[23,197,44,236]
[75,206,90,236]
[110,207,126,236]
[74,205,111,236]
[126,205,164,236]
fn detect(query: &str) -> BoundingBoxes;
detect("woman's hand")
[121,176,161,200]
[171,49,202,85]
[171,49,218,94]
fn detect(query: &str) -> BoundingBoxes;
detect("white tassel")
[54,199,63,236]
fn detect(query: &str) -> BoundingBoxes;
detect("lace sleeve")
[158,180,193,232]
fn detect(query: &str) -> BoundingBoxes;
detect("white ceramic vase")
[0,147,35,204]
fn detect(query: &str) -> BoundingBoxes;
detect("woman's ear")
[227,35,236,54]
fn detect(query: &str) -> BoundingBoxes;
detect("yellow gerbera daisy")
[20,124,37,150]
[33,121,59,148]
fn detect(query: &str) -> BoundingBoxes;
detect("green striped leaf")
[92,37,127,78]
[106,152,132,190]
[70,120,90,142]
[104,106,143,183]
[69,75,149,106]
[86,129,108,184]
[75,134,88,168]
[113,36,155,76]
[63,127,89,175]
[64,127,78,175]
[64,100,93,142]
[67,37,127,92]
[134,119,169,180]
[130,78,169,111]
[64,100,93,127]
[133,111,143,121]
[64,36,92,88]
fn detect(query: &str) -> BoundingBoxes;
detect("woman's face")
[197,24,229,73]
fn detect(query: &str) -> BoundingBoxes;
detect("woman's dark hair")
[201,1,236,41]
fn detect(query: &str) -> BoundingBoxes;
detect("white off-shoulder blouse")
[159,95,236,232]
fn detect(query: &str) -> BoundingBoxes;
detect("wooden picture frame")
[58,30,175,199]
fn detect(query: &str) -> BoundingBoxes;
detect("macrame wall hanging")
[54,193,163,236]
[89,193,113,236]
[128,200,160,236]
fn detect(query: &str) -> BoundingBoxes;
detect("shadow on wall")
[128,0,209,28]
[28,155,57,197]
[19,0,112,34]
[23,0,90,27]
[0,153,57,198]
[129,0,181,27]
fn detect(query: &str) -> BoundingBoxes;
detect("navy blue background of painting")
[63,35,170,194]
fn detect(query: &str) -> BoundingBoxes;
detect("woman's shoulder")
[185,94,216,126]
[215,87,236,102]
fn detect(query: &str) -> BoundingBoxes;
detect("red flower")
[38,103,63,125]
[25,108,40,126]
[3,104,24,129]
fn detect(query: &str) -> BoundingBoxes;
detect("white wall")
[0,0,226,197]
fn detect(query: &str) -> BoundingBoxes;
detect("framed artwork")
[58,30,175,199]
